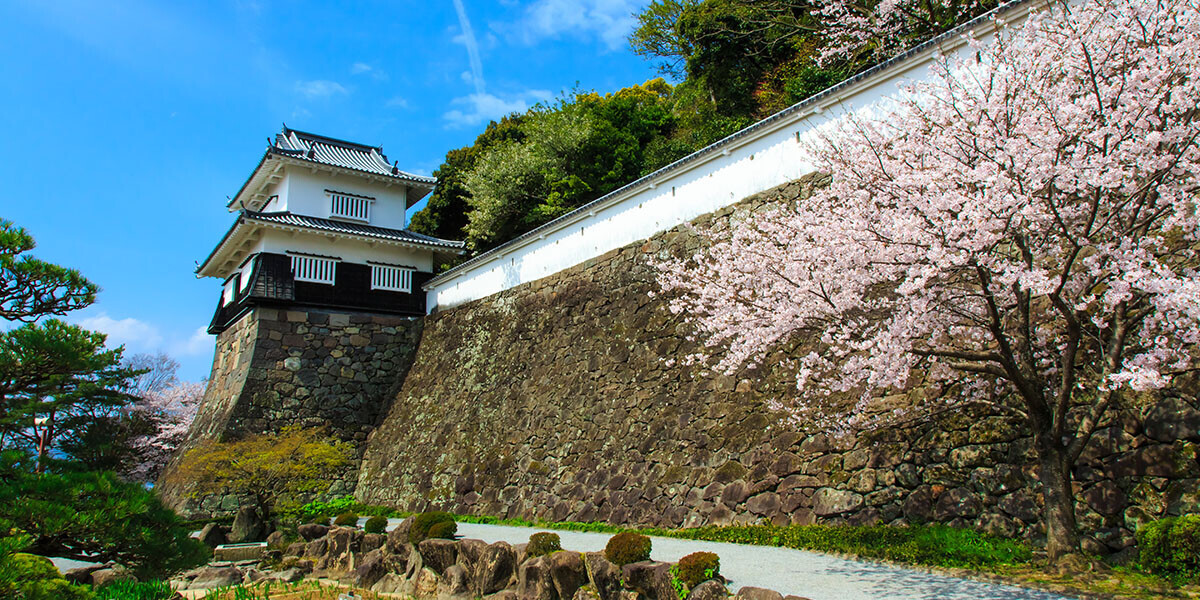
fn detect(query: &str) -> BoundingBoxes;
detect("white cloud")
[452,0,487,96]
[73,313,211,358]
[77,313,164,351]
[386,96,410,109]
[351,62,388,81]
[443,90,550,128]
[502,0,642,51]
[294,79,349,99]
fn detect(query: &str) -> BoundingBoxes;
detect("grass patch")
[193,580,390,599]
[95,580,176,600]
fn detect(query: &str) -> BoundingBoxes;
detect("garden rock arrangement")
[174,520,810,600]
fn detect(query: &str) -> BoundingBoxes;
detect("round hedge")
[528,532,562,557]
[676,551,721,587]
[410,511,457,543]
[364,515,389,534]
[427,520,458,540]
[605,532,651,566]
[1138,515,1200,582]
[333,512,359,527]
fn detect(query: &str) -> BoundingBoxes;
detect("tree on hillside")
[409,114,528,245]
[463,81,688,252]
[166,425,354,522]
[655,0,1200,560]
[0,219,97,322]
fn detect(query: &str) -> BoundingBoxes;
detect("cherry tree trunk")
[1036,435,1081,560]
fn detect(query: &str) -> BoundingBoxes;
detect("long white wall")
[425,3,1032,312]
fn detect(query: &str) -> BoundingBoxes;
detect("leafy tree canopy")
[0,451,207,578]
[166,425,354,520]
[0,219,97,322]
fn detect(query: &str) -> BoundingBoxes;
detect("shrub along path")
[443,521,1070,600]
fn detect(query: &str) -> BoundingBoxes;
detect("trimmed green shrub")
[528,532,562,557]
[427,520,458,540]
[410,512,456,543]
[0,548,94,600]
[1138,515,1200,583]
[333,512,359,527]
[364,515,389,534]
[676,551,720,587]
[605,532,651,566]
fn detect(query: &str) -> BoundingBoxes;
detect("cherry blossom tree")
[816,0,1000,65]
[656,0,1200,559]
[125,380,203,483]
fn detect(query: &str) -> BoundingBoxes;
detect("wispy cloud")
[501,0,642,51]
[73,313,212,358]
[386,95,410,109]
[351,62,388,81]
[452,0,486,97]
[294,79,348,99]
[443,91,549,128]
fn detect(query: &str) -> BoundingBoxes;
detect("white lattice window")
[291,254,337,285]
[370,264,414,292]
[238,261,255,291]
[329,191,372,222]
[222,278,236,306]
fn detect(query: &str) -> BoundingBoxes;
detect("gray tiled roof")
[272,127,436,184]
[246,211,465,249]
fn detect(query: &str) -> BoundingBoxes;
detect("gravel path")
[434,522,1071,600]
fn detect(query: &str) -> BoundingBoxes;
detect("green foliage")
[668,564,689,600]
[282,495,358,523]
[94,580,175,600]
[333,512,359,527]
[427,520,457,541]
[527,532,562,557]
[0,319,139,471]
[364,515,388,534]
[0,538,95,600]
[676,551,720,587]
[605,532,652,566]
[410,512,456,544]
[1137,515,1200,583]
[0,452,208,579]
[0,218,98,322]
[167,426,354,520]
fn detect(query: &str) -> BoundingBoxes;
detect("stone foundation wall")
[159,307,423,518]
[354,176,1200,555]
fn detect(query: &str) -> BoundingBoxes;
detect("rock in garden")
[297,523,329,542]
[198,522,227,548]
[265,530,287,547]
[187,566,244,589]
[583,552,622,600]
[456,538,488,575]
[735,587,784,600]
[230,506,266,543]
[474,541,517,596]
[518,556,556,600]
[91,565,136,586]
[812,488,864,516]
[418,538,459,576]
[547,550,587,600]
[362,532,386,554]
[442,564,471,596]
[62,564,104,585]
[353,548,388,589]
[687,580,730,600]
[621,561,674,600]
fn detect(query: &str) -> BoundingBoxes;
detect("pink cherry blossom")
[655,0,1200,558]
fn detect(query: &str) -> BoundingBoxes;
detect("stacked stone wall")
[159,307,423,517]
[354,176,1200,556]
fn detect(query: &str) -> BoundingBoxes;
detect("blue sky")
[0,0,659,382]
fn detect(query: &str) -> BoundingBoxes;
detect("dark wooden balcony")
[208,252,431,333]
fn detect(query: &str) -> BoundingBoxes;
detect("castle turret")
[197,127,464,333]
